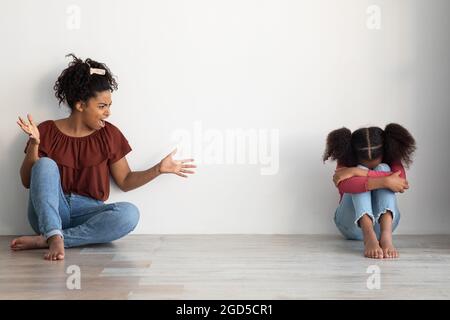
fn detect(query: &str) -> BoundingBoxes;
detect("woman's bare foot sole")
[380,238,399,259]
[10,235,48,251]
[364,238,384,259]
[44,235,65,261]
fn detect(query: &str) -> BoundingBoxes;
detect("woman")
[11,54,196,261]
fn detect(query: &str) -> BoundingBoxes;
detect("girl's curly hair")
[53,53,118,110]
[323,123,416,168]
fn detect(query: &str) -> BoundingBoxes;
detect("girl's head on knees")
[53,53,118,130]
[323,123,416,169]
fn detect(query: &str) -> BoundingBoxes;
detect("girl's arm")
[390,161,406,179]
[338,175,387,194]
[335,161,406,182]
[335,161,407,194]
[345,161,406,179]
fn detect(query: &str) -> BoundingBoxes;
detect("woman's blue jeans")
[27,157,140,248]
[334,163,400,240]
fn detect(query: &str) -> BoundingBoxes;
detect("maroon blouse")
[24,120,132,201]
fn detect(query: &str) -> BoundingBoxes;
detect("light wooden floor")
[0,235,449,300]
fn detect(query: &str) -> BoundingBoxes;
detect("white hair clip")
[90,68,106,75]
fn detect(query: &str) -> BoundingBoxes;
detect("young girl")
[323,124,416,259]
[12,54,196,261]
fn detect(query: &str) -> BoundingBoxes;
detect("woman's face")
[78,90,112,130]
[359,156,382,169]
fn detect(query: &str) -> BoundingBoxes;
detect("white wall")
[1,0,449,235]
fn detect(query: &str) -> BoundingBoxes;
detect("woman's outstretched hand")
[159,149,196,178]
[17,114,40,145]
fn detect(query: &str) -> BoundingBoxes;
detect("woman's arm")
[110,157,161,192]
[20,141,40,188]
[110,149,196,192]
[17,115,40,189]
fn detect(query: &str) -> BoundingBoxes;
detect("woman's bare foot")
[44,235,65,261]
[380,233,399,258]
[10,235,48,251]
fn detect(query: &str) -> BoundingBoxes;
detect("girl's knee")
[350,190,372,204]
[373,163,391,172]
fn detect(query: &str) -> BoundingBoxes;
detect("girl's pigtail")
[323,127,355,166]
[383,123,416,167]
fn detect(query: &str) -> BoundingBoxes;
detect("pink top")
[336,161,406,202]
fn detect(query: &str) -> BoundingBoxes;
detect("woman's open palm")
[159,149,196,178]
[17,114,40,145]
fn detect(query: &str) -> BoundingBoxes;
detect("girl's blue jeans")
[334,163,400,240]
[27,157,140,248]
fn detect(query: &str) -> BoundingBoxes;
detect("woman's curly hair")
[53,53,118,109]
[323,123,416,168]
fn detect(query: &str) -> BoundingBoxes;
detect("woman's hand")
[17,114,40,145]
[384,171,409,193]
[159,149,196,178]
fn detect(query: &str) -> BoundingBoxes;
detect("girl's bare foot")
[359,214,384,259]
[10,235,48,251]
[44,235,65,261]
[379,211,399,258]
[364,236,384,259]
[380,233,399,258]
